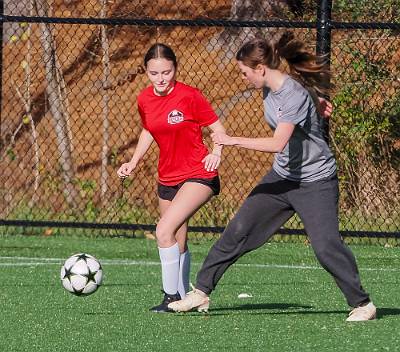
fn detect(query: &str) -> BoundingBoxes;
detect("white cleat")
[346,302,377,322]
[168,285,210,313]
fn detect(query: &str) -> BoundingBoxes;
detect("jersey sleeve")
[191,89,219,127]
[137,96,148,130]
[279,89,310,127]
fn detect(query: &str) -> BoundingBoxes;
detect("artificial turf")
[0,235,399,352]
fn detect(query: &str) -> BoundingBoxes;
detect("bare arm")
[117,128,154,177]
[211,122,295,153]
[208,119,226,156]
[129,128,154,164]
[202,119,226,172]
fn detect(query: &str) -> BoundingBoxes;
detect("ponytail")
[236,32,332,95]
[275,32,332,95]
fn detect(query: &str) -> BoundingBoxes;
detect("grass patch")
[0,235,399,352]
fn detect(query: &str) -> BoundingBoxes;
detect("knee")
[155,220,175,247]
[218,221,248,249]
[226,217,247,235]
[312,237,343,260]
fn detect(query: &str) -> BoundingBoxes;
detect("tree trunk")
[207,0,303,58]
[33,0,77,205]
[12,2,41,206]
[100,0,111,202]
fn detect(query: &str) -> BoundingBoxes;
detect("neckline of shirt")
[152,81,179,97]
[271,75,291,95]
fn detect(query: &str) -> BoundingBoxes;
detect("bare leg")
[158,198,190,297]
[158,198,188,253]
[156,182,213,248]
[154,182,213,306]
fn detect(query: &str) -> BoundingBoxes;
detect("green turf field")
[0,235,399,352]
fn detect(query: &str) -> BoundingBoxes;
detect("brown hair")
[236,32,332,95]
[144,43,177,69]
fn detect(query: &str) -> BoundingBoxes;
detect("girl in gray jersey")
[168,32,376,321]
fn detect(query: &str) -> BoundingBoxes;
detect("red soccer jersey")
[137,81,219,186]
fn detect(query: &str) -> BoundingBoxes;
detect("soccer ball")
[60,253,103,296]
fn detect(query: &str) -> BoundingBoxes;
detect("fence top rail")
[1,15,399,30]
[0,15,316,28]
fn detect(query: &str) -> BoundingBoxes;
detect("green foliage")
[332,44,395,157]
[333,0,400,21]
[108,146,119,167]
[3,187,157,238]
[330,38,400,212]
[6,148,16,161]
[75,178,99,221]
[298,0,400,22]
[4,185,399,244]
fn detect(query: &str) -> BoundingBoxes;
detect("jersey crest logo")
[277,107,283,119]
[167,110,184,124]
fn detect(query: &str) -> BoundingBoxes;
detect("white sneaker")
[168,286,209,313]
[346,302,377,322]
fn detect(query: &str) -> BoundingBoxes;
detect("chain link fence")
[1,0,399,242]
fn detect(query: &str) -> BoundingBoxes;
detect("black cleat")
[150,291,181,313]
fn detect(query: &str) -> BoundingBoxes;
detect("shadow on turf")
[377,307,400,318]
[213,303,312,311]
[193,305,400,318]
[192,302,316,316]
[79,305,400,318]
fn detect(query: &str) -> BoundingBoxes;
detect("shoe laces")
[188,283,196,294]
[185,283,201,297]
[185,283,208,302]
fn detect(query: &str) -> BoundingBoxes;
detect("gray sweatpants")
[196,169,370,307]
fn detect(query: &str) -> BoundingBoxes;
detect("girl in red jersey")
[117,43,226,312]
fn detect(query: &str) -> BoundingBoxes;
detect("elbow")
[273,142,287,153]
[216,126,226,134]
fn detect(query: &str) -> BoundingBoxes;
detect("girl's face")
[237,61,265,89]
[146,58,176,95]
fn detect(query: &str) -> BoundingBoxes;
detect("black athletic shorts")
[157,176,220,201]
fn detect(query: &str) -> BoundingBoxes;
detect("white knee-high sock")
[178,250,191,298]
[158,243,180,295]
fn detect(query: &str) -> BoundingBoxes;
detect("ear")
[255,64,266,76]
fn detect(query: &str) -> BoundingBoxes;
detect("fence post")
[316,0,332,143]
[316,0,332,61]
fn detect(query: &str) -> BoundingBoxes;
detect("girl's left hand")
[202,153,221,172]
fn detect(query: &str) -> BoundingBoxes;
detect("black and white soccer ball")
[60,253,103,296]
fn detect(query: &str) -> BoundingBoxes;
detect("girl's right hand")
[318,97,333,119]
[211,132,236,146]
[117,161,136,178]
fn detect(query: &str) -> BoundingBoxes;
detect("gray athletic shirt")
[263,76,336,182]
